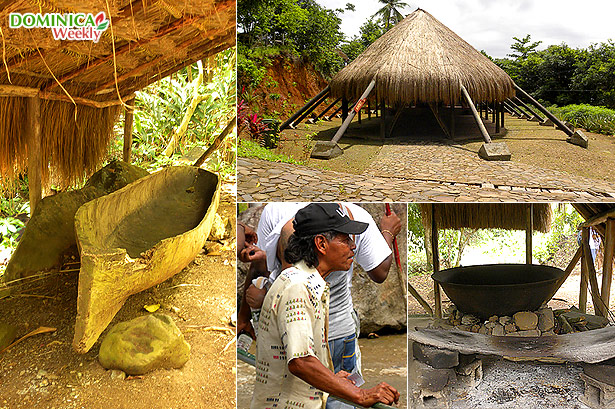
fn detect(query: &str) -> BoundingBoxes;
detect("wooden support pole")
[513,84,574,136]
[601,218,615,312]
[526,203,533,264]
[193,117,236,167]
[429,103,450,138]
[26,96,42,214]
[460,83,492,143]
[431,204,442,319]
[495,101,501,134]
[316,97,341,120]
[123,98,135,163]
[342,97,349,122]
[582,227,606,317]
[503,101,523,117]
[330,79,376,145]
[380,99,386,139]
[501,101,505,129]
[292,91,329,127]
[514,96,544,121]
[507,98,532,119]
[388,105,404,138]
[580,208,615,229]
[450,105,455,138]
[491,102,496,123]
[580,250,588,313]
[280,86,331,130]
[367,99,371,120]
[408,283,433,316]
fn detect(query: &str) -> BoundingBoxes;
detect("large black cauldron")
[432,264,567,318]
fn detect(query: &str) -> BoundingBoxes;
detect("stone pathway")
[238,157,615,202]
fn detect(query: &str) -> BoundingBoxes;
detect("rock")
[461,314,480,326]
[561,311,608,330]
[499,316,512,325]
[0,322,18,351]
[413,343,459,369]
[471,324,481,333]
[444,304,457,316]
[505,329,541,337]
[109,370,126,380]
[208,213,231,241]
[492,323,505,336]
[456,358,483,388]
[99,314,190,375]
[455,325,471,332]
[513,311,538,330]
[485,321,496,329]
[488,315,498,323]
[409,359,456,392]
[542,330,556,336]
[504,323,517,333]
[537,308,555,332]
[478,326,490,335]
[431,319,454,330]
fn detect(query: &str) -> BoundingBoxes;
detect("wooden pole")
[450,105,455,138]
[526,204,533,264]
[514,96,544,121]
[582,227,606,317]
[431,204,442,319]
[500,101,505,129]
[491,102,496,123]
[26,96,42,214]
[123,98,135,163]
[460,83,492,143]
[513,83,574,136]
[495,101,501,134]
[280,86,331,130]
[580,250,588,313]
[342,97,349,122]
[601,218,615,312]
[507,98,532,119]
[380,99,386,139]
[316,97,341,120]
[330,79,376,145]
[291,91,329,127]
[193,117,236,167]
[367,99,371,120]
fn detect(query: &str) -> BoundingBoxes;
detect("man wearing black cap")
[250,203,400,409]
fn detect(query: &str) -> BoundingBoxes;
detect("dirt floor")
[0,184,237,409]
[277,110,615,183]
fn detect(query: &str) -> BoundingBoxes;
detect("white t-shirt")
[256,203,392,340]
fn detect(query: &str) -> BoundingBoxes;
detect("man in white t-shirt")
[239,202,401,409]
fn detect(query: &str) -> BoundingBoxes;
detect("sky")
[314,0,615,58]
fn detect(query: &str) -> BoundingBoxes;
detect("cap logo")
[336,208,345,217]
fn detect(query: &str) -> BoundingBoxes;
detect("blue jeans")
[326,334,357,409]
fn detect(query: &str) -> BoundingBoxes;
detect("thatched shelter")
[0,0,235,206]
[330,9,514,107]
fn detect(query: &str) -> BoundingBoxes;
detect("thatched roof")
[0,0,235,187]
[330,8,514,106]
[573,203,615,238]
[420,204,552,233]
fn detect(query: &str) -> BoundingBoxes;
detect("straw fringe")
[330,9,514,105]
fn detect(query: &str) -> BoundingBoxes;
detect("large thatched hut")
[0,0,235,208]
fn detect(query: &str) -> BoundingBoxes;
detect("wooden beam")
[526,203,533,264]
[495,102,501,134]
[291,91,329,127]
[507,98,532,119]
[367,98,371,120]
[573,204,607,237]
[280,87,331,130]
[601,218,615,312]
[429,103,450,138]
[388,105,403,138]
[316,97,341,120]
[501,101,505,128]
[0,85,39,97]
[123,98,135,163]
[513,84,574,136]
[330,79,376,145]
[26,96,42,214]
[341,97,349,122]
[431,204,442,319]
[582,227,606,317]
[580,209,615,229]
[380,99,386,139]
[514,96,544,121]
[460,83,491,143]
[580,250,588,313]
[193,116,236,167]
[450,105,455,138]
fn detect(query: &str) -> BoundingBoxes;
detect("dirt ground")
[277,111,615,183]
[0,184,237,409]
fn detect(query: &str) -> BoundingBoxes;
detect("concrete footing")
[479,142,511,161]
[310,141,343,159]
[567,130,589,148]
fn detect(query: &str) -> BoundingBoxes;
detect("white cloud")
[315,0,615,58]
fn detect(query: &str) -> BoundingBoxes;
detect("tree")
[341,18,386,61]
[508,34,542,59]
[372,0,410,30]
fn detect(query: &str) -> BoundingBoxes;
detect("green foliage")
[372,0,410,30]
[534,205,583,263]
[507,34,542,59]
[407,204,425,252]
[341,18,387,61]
[237,0,345,80]
[114,48,236,176]
[237,203,249,214]
[0,217,24,249]
[548,104,615,135]
[237,139,302,164]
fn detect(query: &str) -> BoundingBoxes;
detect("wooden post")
[291,91,329,127]
[380,99,386,139]
[580,250,588,313]
[26,95,42,214]
[460,83,492,143]
[513,84,574,136]
[316,97,341,120]
[526,203,533,264]
[432,204,442,318]
[582,227,606,317]
[389,105,404,138]
[495,101,501,134]
[500,101,505,129]
[491,102,496,123]
[358,104,361,124]
[329,79,376,145]
[450,105,455,138]
[601,218,615,312]
[514,96,544,121]
[342,97,348,122]
[367,99,371,120]
[123,98,135,163]
[505,99,528,118]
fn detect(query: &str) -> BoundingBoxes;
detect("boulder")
[537,308,555,332]
[513,311,538,330]
[461,314,480,326]
[99,314,190,375]
[0,322,18,351]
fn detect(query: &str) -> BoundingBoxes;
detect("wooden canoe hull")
[72,166,220,353]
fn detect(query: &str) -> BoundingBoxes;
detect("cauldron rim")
[431,263,566,287]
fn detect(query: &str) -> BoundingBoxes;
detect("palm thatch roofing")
[420,204,552,233]
[330,8,514,107]
[0,0,235,187]
[573,203,615,238]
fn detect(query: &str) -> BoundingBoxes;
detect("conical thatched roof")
[330,9,514,106]
[420,204,552,233]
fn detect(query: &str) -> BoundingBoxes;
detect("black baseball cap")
[293,203,368,237]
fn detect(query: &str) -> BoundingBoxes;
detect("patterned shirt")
[251,261,332,409]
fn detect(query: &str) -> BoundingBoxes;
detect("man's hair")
[284,231,337,268]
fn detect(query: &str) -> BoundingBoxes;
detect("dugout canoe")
[72,166,220,353]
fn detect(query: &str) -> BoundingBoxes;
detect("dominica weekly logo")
[9,12,109,43]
